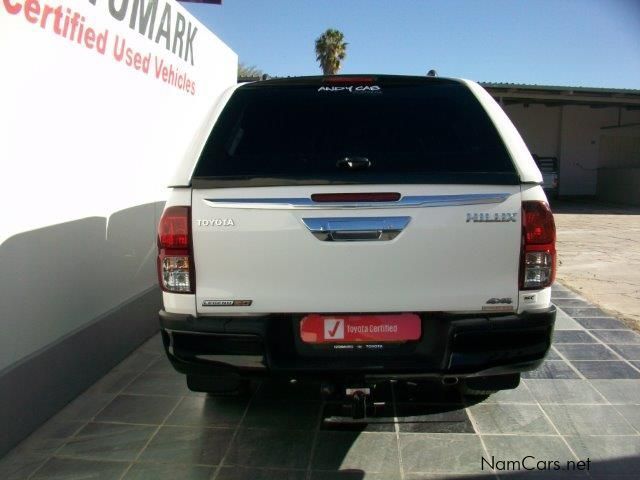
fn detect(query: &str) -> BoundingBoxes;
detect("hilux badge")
[466,212,518,223]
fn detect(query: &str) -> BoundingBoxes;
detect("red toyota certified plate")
[300,314,421,344]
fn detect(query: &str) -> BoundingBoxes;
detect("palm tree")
[315,29,347,75]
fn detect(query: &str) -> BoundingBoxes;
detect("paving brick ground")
[553,200,640,329]
[2,283,640,479]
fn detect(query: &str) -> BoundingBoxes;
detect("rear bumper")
[159,307,555,380]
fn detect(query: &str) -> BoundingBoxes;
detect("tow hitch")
[346,387,371,419]
[321,383,391,423]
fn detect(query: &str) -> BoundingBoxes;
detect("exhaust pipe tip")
[442,377,459,386]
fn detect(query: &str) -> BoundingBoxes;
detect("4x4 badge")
[486,297,513,304]
[466,212,518,223]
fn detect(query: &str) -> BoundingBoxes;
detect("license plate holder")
[299,314,421,344]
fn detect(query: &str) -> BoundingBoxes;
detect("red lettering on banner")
[3,0,21,14]
[24,0,39,22]
[52,5,62,34]
[84,27,95,49]
[95,30,108,54]
[39,4,53,29]
[3,0,197,96]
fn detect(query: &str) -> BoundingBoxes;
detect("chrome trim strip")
[301,216,411,241]
[203,193,509,210]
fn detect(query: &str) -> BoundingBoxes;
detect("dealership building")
[483,83,640,205]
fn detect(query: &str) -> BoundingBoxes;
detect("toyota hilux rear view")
[157,75,556,400]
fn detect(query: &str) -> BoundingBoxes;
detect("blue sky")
[183,0,640,89]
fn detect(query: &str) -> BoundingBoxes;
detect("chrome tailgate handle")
[329,230,383,241]
[302,217,411,241]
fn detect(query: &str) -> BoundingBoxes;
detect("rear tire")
[187,374,250,396]
[460,373,520,398]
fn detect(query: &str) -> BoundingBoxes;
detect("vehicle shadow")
[213,378,486,479]
[212,377,640,479]
[319,379,482,433]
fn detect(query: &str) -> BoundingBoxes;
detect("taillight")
[157,206,194,293]
[520,201,556,290]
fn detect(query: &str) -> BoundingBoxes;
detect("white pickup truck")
[157,75,556,399]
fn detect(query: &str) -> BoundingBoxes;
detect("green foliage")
[238,62,264,79]
[315,29,347,75]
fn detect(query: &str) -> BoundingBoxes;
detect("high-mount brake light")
[520,201,556,290]
[157,206,194,294]
[323,76,376,84]
[311,192,401,203]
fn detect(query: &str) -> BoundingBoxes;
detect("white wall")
[503,104,561,158]
[0,0,237,371]
[599,124,640,169]
[558,106,618,195]
[598,124,640,205]
[503,103,640,196]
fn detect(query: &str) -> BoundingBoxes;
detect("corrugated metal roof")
[480,82,640,95]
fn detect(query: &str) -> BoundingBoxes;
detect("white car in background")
[533,155,559,199]
[156,75,557,407]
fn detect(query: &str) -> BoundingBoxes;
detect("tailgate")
[192,184,522,314]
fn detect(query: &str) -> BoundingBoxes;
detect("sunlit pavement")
[553,199,640,328]
[1,283,639,480]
